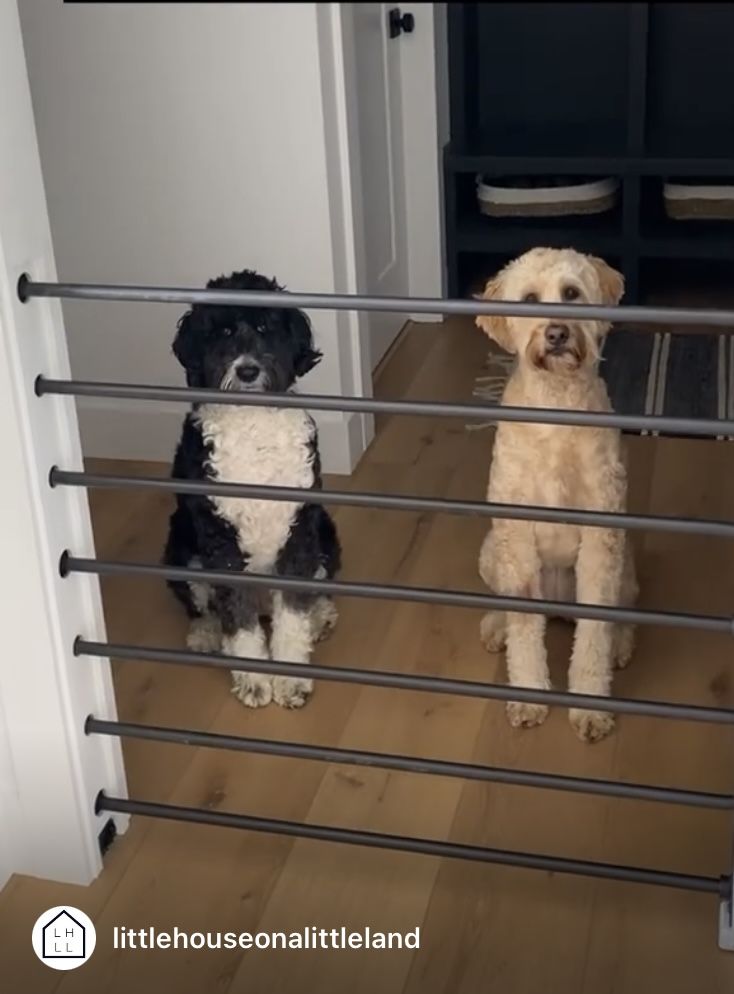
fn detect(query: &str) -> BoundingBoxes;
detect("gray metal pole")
[86,717,734,810]
[37,377,734,437]
[96,793,727,895]
[19,275,734,328]
[50,468,734,539]
[76,640,734,725]
[64,555,734,633]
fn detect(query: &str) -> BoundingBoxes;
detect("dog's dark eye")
[562,286,580,302]
[222,328,233,337]
[522,292,539,303]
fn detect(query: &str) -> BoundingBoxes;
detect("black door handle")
[389,8,415,39]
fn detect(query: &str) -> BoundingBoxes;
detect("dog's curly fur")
[476,248,638,743]
[163,269,341,709]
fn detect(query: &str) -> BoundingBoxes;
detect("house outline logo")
[32,905,97,971]
[42,909,85,958]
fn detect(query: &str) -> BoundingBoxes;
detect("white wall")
[19,2,448,471]
[0,691,20,890]
[19,1,365,473]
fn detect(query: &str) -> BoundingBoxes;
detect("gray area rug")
[471,331,734,439]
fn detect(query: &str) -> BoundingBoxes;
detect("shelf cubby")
[444,3,734,302]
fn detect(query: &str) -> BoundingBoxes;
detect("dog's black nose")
[236,363,260,383]
[545,324,570,348]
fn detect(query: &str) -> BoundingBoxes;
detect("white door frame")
[316,2,376,460]
[398,2,448,312]
[318,4,447,457]
[340,2,447,312]
[0,0,127,890]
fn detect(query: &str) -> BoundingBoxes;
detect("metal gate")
[17,274,734,949]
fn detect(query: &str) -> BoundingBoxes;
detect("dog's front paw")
[479,611,506,653]
[312,598,338,642]
[231,672,273,708]
[273,675,313,709]
[613,625,635,670]
[187,618,221,654]
[506,701,548,729]
[569,708,615,743]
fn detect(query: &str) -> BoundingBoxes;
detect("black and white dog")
[163,269,341,709]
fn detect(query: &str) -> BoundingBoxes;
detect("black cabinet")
[444,3,734,301]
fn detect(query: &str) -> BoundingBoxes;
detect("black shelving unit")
[444,3,734,302]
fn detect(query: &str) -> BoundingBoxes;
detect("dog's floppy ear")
[172,308,206,387]
[289,308,323,378]
[475,269,515,354]
[587,256,625,307]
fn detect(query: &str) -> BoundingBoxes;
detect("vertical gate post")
[0,0,127,888]
[721,856,734,950]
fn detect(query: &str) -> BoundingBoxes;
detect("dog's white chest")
[196,404,316,572]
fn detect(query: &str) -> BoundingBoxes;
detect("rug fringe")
[466,349,512,432]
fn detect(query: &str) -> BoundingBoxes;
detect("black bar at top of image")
[96,793,729,895]
[18,274,734,327]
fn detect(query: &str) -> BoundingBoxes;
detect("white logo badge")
[32,906,96,970]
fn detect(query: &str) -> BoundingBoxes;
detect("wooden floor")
[3,317,734,992]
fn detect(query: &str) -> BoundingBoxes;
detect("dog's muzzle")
[529,323,586,371]
[544,323,571,355]
[226,357,266,391]
[236,361,261,384]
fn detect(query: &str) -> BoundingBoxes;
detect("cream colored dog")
[476,247,638,743]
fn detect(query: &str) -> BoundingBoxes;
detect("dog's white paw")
[570,708,615,743]
[613,626,635,670]
[506,701,548,729]
[479,611,506,653]
[231,672,273,708]
[272,675,313,709]
[312,598,338,642]
[187,618,221,654]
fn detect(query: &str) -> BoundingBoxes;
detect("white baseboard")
[76,397,366,475]
[317,407,370,476]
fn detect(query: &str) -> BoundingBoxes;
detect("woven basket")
[664,181,734,221]
[476,175,619,218]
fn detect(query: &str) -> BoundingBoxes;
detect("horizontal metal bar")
[19,275,734,328]
[96,793,727,895]
[86,717,734,810]
[64,555,734,633]
[36,377,734,437]
[51,467,734,539]
[76,639,734,725]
